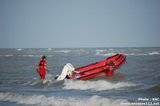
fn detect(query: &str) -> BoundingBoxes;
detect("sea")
[0,47,160,106]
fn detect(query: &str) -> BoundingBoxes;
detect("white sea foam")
[0,92,130,106]
[22,55,34,57]
[47,48,52,51]
[96,49,116,56]
[0,55,10,57]
[125,52,160,56]
[109,48,114,51]
[125,53,148,56]
[97,52,150,56]
[4,55,13,57]
[96,49,107,52]
[54,50,71,53]
[17,48,23,51]
[96,49,160,56]
[98,52,159,56]
[95,49,107,54]
[148,51,160,55]
[63,80,135,91]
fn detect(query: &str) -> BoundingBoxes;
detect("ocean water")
[0,47,160,106]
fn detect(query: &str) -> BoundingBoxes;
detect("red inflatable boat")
[69,54,126,80]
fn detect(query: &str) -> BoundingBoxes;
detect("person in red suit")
[37,55,47,81]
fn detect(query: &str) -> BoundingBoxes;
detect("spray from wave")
[0,92,130,106]
[63,80,135,91]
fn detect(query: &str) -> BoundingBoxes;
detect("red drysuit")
[37,59,47,80]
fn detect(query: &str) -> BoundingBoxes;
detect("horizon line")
[0,46,160,49]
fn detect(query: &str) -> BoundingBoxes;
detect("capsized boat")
[56,54,126,81]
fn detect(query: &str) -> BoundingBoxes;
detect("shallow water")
[0,47,160,106]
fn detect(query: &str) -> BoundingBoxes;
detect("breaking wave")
[0,55,14,57]
[0,92,129,106]
[125,52,160,56]
[16,48,23,51]
[54,50,71,53]
[47,48,52,51]
[125,53,148,56]
[63,80,136,91]
[95,49,117,56]
[95,49,160,56]
[148,51,160,55]
[0,54,54,57]
[22,54,35,57]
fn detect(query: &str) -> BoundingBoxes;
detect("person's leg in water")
[41,69,46,80]
[38,68,46,81]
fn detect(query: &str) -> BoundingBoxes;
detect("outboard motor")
[56,63,75,81]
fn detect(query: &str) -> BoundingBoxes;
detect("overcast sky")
[0,0,160,48]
